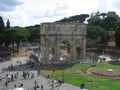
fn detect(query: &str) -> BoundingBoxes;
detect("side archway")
[76,47,81,59]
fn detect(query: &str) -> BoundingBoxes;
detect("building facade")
[40,22,86,63]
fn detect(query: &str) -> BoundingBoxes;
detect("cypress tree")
[0,16,5,33]
[6,19,10,28]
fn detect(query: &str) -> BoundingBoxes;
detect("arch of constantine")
[40,22,86,63]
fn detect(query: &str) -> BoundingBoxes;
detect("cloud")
[1,0,120,27]
[102,0,120,16]
[112,0,120,12]
[96,0,107,12]
[0,0,101,26]
[34,4,67,18]
[0,0,23,11]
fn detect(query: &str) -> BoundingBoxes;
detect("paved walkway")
[0,57,87,90]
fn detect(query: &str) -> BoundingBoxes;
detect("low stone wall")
[30,54,39,63]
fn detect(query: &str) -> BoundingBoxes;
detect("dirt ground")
[12,48,32,57]
[87,67,120,77]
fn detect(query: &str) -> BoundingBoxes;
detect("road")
[0,56,87,90]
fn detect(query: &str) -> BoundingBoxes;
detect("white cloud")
[1,0,120,26]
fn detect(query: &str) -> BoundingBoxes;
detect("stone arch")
[76,47,81,59]
[40,23,86,63]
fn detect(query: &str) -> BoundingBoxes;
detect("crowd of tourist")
[0,59,66,90]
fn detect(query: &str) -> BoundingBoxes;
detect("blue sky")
[0,0,120,27]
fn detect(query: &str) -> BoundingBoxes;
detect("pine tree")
[0,16,5,33]
[6,19,10,28]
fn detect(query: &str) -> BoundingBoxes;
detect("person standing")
[34,80,37,87]
[51,79,54,90]
[16,72,19,79]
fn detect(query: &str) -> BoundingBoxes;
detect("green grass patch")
[39,62,120,90]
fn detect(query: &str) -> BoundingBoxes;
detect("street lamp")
[10,57,12,66]
[10,47,13,68]
[38,54,41,61]
[60,57,63,61]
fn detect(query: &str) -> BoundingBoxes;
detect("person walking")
[41,84,43,90]
[34,86,37,90]
[51,83,54,90]
[34,80,37,86]
[14,84,16,88]
[5,81,8,88]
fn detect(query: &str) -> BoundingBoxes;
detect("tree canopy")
[115,26,120,47]
[0,11,120,48]
[102,16,117,30]
[0,26,30,52]
[25,24,40,42]
[87,17,103,26]
[56,14,89,23]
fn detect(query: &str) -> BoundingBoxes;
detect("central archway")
[49,47,55,61]
[59,40,71,61]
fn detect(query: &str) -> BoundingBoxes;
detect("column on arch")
[81,35,86,60]
[56,39,61,61]
[40,35,49,63]
[45,37,49,61]
[71,38,76,61]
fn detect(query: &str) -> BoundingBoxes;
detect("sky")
[0,0,120,27]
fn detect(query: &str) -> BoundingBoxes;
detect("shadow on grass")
[109,60,120,65]
[39,63,76,71]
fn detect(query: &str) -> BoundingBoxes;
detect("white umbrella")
[8,75,11,78]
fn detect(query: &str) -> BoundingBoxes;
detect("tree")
[115,26,120,47]
[94,11,100,18]
[100,13,107,19]
[0,27,30,53]
[87,17,103,26]
[0,16,5,33]
[87,26,102,39]
[25,24,40,43]
[56,17,70,22]
[6,19,10,28]
[102,16,117,30]
[11,27,30,52]
[5,19,11,47]
[69,14,89,23]
[87,25,108,43]
[56,14,89,23]
[100,28,108,43]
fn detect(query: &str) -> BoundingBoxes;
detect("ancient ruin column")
[72,38,76,61]
[56,39,61,61]
[83,35,86,60]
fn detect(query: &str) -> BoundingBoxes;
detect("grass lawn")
[38,62,120,90]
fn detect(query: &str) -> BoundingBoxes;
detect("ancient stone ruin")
[40,22,86,63]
